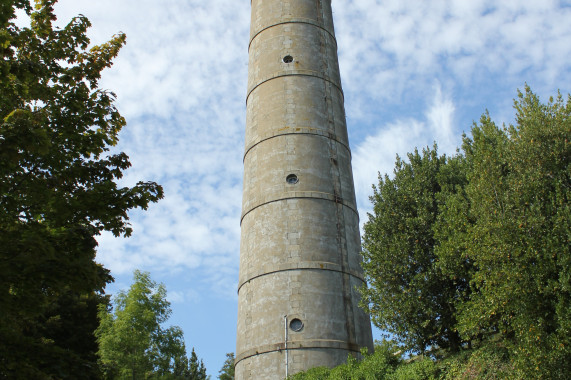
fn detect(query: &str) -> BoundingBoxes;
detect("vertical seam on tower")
[320,0,358,348]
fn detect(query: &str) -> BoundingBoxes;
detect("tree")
[96,270,207,379]
[217,353,234,380]
[0,0,163,377]
[361,146,469,354]
[454,88,571,378]
[361,86,570,379]
[289,340,404,379]
[187,348,208,380]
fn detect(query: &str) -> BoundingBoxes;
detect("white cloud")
[50,0,570,315]
[352,84,459,223]
[335,0,571,110]
[48,0,571,289]
[49,1,249,302]
[42,0,571,374]
[168,289,201,305]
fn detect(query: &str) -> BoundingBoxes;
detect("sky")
[45,0,571,377]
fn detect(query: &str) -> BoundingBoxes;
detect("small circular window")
[283,55,293,63]
[290,318,303,332]
[286,174,298,184]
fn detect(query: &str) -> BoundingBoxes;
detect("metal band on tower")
[236,1,373,378]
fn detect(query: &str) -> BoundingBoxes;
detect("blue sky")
[47,0,571,377]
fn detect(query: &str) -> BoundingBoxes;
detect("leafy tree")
[438,341,512,380]
[96,270,206,379]
[289,340,403,379]
[361,146,469,354]
[388,358,438,380]
[360,86,570,379]
[187,348,208,380]
[454,87,571,378]
[217,352,234,380]
[0,0,162,378]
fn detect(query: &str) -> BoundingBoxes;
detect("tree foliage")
[361,146,468,353]
[0,0,163,377]
[217,352,234,380]
[96,270,207,380]
[455,88,570,377]
[288,340,403,380]
[291,340,517,380]
[187,348,208,380]
[360,86,570,378]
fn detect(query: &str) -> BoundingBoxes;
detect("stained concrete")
[236,1,373,378]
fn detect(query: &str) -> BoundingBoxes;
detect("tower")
[236,1,373,378]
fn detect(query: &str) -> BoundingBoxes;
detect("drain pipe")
[284,315,288,379]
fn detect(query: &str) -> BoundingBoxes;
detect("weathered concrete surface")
[236,1,373,378]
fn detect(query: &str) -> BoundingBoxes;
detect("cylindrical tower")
[236,1,373,378]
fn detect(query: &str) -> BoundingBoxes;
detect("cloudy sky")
[47,0,571,376]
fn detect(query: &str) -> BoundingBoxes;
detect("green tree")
[0,0,162,378]
[361,146,469,354]
[289,340,403,379]
[96,270,204,379]
[361,86,570,379]
[217,352,234,380]
[187,348,208,380]
[455,87,571,378]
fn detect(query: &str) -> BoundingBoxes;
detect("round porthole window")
[283,55,293,63]
[286,174,298,184]
[290,318,303,332]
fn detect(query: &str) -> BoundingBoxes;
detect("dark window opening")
[286,174,298,184]
[290,318,303,332]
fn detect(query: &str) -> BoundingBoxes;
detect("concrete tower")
[236,1,373,378]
